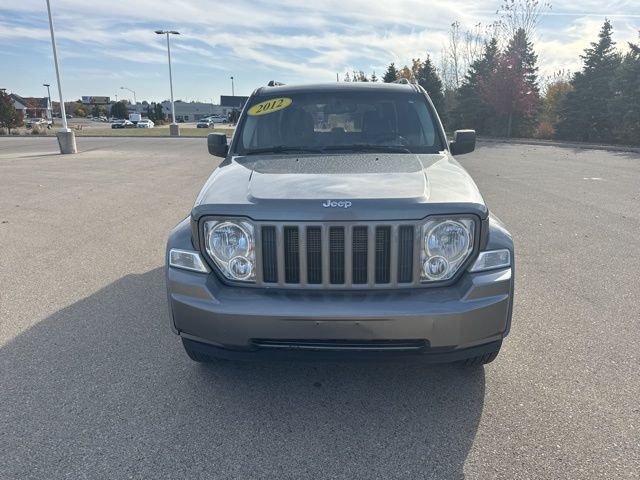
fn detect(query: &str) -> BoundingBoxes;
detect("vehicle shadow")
[1,268,485,480]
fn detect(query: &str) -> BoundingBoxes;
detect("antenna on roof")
[267,80,285,87]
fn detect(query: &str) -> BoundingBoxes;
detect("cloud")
[1,0,638,100]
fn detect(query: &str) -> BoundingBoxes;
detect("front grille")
[259,223,419,289]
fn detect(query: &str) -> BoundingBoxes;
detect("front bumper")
[167,264,513,360]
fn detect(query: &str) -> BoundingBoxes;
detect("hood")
[246,154,427,201]
[192,153,487,222]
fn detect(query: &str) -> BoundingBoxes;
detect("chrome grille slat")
[367,225,376,287]
[298,226,308,287]
[413,223,422,285]
[275,224,286,286]
[344,226,353,286]
[390,225,399,287]
[321,225,330,288]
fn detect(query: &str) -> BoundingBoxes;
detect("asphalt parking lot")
[1,137,638,479]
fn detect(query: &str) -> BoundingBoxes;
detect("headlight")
[421,218,474,281]
[204,219,256,282]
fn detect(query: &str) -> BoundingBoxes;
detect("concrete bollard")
[169,124,180,137]
[56,130,77,154]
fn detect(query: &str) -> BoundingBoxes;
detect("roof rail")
[392,78,410,85]
[267,80,285,87]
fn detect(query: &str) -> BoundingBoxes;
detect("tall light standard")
[120,86,137,104]
[230,76,235,97]
[43,83,53,123]
[155,29,180,136]
[45,0,76,153]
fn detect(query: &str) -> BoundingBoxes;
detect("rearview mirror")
[449,130,476,156]
[207,133,228,157]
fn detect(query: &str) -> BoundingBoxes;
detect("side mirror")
[449,129,476,156]
[207,132,228,157]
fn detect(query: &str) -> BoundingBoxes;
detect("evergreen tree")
[370,71,378,82]
[504,28,540,136]
[415,55,446,120]
[556,20,622,142]
[154,103,165,122]
[382,63,399,82]
[146,104,154,121]
[110,101,128,119]
[0,91,20,133]
[609,41,640,144]
[352,70,369,82]
[479,51,538,137]
[451,38,500,134]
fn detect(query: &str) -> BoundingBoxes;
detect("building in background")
[124,97,250,122]
[9,94,52,120]
[161,101,225,122]
[129,101,228,122]
[220,95,248,111]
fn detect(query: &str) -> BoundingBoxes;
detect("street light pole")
[45,0,76,153]
[155,29,180,136]
[230,76,235,97]
[43,83,52,123]
[120,86,137,104]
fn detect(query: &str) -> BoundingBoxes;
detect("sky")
[0,0,638,104]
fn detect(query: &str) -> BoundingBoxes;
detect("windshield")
[234,90,443,155]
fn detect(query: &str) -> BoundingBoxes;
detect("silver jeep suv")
[166,81,514,365]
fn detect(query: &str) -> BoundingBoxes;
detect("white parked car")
[25,118,52,129]
[137,119,155,128]
[208,115,228,124]
[111,119,134,129]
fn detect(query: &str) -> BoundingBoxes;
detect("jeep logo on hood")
[322,200,352,208]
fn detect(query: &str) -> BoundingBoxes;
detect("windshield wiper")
[243,145,324,155]
[321,144,412,154]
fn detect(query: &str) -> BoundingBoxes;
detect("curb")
[477,136,640,154]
